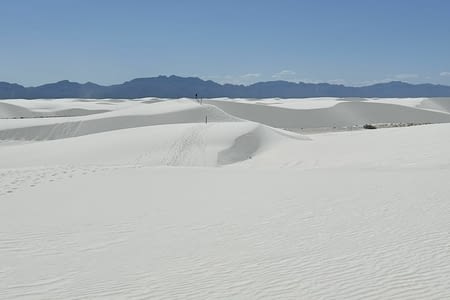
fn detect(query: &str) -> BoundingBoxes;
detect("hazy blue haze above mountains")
[1,76,450,99]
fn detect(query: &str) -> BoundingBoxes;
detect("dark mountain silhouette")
[1,76,450,99]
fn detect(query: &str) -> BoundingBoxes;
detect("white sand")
[205,98,450,129]
[213,97,346,109]
[366,97,450,114]
[1,98,450,299]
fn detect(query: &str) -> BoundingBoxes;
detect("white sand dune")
[0,100,240,140]
[212,97,347,109]
[2,98,132,112]
[366,97,450,114]
[2,166,449,300]
[0,101,38,118]
[244,123,450,169]
[418,97,450,113]
[0,100,109,119]
[206,99,450,129]
[1,98,450,299]
[0,122,305,168]
[365,97,427,108]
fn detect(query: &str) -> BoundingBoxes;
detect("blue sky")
[1,0,450,86]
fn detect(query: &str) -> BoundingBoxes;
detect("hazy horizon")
[3,74,450,89]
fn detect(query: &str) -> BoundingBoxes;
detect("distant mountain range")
[1,76,450,99]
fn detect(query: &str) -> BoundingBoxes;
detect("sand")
[1,97,449,299]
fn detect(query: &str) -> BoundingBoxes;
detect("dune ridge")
[205,99,450,129]
[0,102,240,141]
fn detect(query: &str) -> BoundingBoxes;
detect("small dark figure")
[205,115,208,124]
[363,124,377,129]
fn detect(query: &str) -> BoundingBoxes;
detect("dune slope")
[206,99,450,129]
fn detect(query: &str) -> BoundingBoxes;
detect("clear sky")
[1,0,450,87]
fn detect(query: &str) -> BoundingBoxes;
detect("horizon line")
[2,75,450,89]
